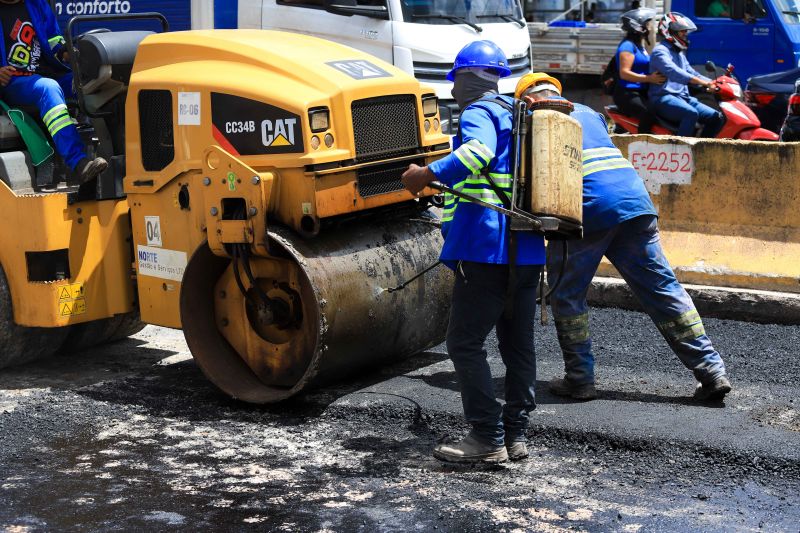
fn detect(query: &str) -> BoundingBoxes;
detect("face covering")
[450,69,500,109]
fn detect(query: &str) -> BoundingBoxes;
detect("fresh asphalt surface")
[1,307,798,532]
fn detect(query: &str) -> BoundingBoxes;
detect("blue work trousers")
[547,215,726,386]
[0,73,86,170]
[651,93,723,138]
[446,261,541,447]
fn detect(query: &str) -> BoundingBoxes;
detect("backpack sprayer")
[389,97,584,322]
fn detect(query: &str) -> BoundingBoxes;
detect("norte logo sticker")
[326,60,392,80]
[210,93,304,156]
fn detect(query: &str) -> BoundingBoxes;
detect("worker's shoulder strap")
[457,95,515,210]
[457,95,515,141]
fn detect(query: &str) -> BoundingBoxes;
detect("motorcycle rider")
[613,7,665,133]
[648,12,723,137]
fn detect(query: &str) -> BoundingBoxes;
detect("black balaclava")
[451,69,500,110]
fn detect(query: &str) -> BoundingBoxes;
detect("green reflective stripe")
[462,149,486,172]
[456,144,487,169]
[583,159,633,177]
[454,150,480,174]
[463,138,495,164]
[48,116,74,136]
[582,147,621,161]
[487,173,512,187]
[658,310,706,342]
[461,188,505,203]
[42,104,68,125]
[46,111,70,131]
[555,313,590,345]
[48,35,65,49]
[582,156,629,172]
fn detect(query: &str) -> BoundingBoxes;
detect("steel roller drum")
[181,214,452,403]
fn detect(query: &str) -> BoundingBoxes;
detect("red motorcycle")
[606,63,779,141]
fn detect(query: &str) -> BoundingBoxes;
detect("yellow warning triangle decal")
[59,287,71,300]
[61,302,72,316]
[270,134,291,147]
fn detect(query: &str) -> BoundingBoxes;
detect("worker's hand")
[401,164,435,195]
[647,71,666,84]
[0,66,15,87]
[60,49,70,63]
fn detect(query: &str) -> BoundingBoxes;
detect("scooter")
[606,62,779,141]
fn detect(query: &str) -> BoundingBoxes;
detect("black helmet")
[620,7,657,34]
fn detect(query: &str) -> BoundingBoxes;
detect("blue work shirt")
[0,0,67,73]
[570,102,657,232]
[648,41,709,99]
[428,95,545,268]
[616,39,651,91]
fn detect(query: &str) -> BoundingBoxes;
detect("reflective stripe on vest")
[441,173,512,223]
[581,146,634,177]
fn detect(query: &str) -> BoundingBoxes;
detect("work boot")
[506,440,529,461]
[694,375,732,401]
[549,377,598,401]
[75,156,108,184]
[433,431,508,464]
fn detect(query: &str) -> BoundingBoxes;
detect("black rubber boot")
[549,377,598,401]
[433,431,508,464]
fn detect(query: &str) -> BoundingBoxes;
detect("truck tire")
[0,265,71,369]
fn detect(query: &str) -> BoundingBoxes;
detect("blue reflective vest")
[569,103,657,231]
[0,0,68,73]
[428,95,545,268]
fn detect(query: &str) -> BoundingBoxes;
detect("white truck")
[198,0,533,133]
[522,0,664,75]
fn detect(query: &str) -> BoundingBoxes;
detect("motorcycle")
[606,62,779,141]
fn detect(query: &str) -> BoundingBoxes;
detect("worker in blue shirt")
[401,40,544,464]
[516,72,732,403]
[0,0,107,183]
[648,12,723,137]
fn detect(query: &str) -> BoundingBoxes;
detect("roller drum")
[181,214,452,403]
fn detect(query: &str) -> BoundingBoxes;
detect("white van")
[235,0,532,132]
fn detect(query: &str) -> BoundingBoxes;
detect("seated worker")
[614,8,665,133]
[0,0,107,183]
[648,12,723,137]
[706,0,730,17]
[515,72,733,403]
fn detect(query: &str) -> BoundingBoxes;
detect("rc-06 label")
[211,93,304,156]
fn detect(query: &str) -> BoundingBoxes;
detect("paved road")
[1,307,798,532]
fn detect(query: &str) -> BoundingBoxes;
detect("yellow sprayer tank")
[526,106,583,226]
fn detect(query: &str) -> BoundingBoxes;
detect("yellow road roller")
[0,20,452,402]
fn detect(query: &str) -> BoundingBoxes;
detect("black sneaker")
[75,156,108,183]
[549,377,598,401]
[433,431,508,464]
[694,375,732,401]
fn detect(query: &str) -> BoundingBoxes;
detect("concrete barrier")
[605,136,800,295]
[571,136,800,323]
